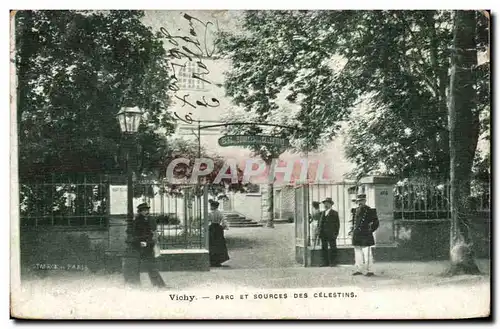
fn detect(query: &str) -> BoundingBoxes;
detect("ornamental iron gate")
[133,182,209,250]
[294,182,357,266]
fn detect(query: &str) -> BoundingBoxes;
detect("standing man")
[319,197,340,267]
[349,194,379,277]
[132,203,166,288]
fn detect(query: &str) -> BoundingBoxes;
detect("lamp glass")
[117,107,143,133]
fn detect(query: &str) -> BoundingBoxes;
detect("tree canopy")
[146,136,248,197]
[16,10,176,179]
[216,10,490,179]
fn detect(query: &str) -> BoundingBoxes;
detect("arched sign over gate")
[218,135,290,148]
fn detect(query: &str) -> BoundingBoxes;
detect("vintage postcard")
[10,9,491,319]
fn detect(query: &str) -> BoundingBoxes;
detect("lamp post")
[116,106,143,284]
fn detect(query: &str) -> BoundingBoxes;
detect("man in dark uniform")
[319,197,340,267]
[349,194,379,277]
[132,203,166,288]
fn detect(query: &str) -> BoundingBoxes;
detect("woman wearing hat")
[309,201,322,247]
[349,194,379,277]
[208,200,230,267]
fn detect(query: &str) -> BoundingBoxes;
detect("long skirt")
[209,223,230,266]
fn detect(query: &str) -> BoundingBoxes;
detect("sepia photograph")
[9,7,491,320]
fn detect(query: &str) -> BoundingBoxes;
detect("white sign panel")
[110,185,128,215]
[374,186,392,215]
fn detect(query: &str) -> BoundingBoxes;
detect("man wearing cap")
[131,202,166,287]
[349,194,379,277]
[319,197,340,267]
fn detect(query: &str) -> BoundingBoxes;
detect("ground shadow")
[225,236,263,249]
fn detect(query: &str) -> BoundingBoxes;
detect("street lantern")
[116,107,143,134]
[117,106,143,285]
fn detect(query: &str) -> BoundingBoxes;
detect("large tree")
[216,10,489,179]
[219,107,298,228]
[217,11,352,152]
[15,10,176,179]
[217,10,490,272]
[447,10,485,275]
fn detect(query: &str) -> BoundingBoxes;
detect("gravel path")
[223,223,298,269]
[12,223,490,319]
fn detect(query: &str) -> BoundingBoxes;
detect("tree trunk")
[427,12,451,175]
[266,182,275,228]
[447,10,481,276]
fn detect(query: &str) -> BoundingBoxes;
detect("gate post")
[203,184,209,250]
[303,184,310,267]
[359,176,397,246]
[294,184,310,266]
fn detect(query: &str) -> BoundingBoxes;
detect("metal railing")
[20,174,109,228]
[393,179,490,221]
[295,179,490,249]
[293,182,357,248]
[307,182,357,247]
[134,182,208,250]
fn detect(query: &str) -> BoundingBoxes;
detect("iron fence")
[20,174,109,228]
[134,182,208,250]
[19,174,210,250]
[393,179,490,221]
[306,182,357,247]
[392,178,490,251]
[296,179,490,249]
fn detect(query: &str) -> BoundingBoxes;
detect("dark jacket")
[132,213,155,250]
[319,209,340,239]
[350,205,379,246]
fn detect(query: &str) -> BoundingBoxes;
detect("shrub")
[154,213,180,225]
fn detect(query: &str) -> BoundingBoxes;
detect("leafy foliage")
[16,10,176,179]
[138,137,249,198]
[219,107,292,162]
[217,11,353,152]
[216,10,490,179]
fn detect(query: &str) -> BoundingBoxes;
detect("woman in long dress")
[309,201,322,247]
[208,200,230,267]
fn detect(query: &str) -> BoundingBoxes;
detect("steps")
[273,218,293,224]
[223,212,263,228]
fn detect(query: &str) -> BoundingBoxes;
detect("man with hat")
[319,197,340,267]
[349,194,379,277]
[131,202,166,287]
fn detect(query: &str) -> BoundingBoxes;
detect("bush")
[190,216,203,230]
[154,213,180,225]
